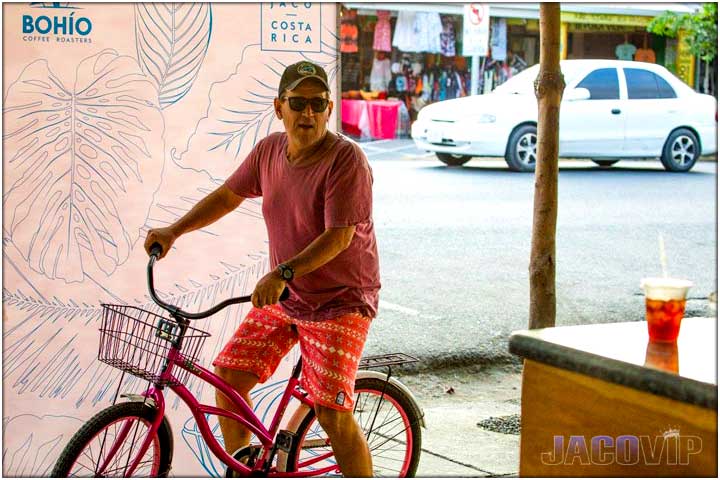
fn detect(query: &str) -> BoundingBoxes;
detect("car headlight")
[476,114,497,123]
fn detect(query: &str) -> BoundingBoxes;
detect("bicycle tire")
[51,401,173,477]
[283,377,423,477]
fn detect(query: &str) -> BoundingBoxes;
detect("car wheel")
[505,125,537,172]
[592,160,619,168]
[436,153,472,167]
[661,128,700,172]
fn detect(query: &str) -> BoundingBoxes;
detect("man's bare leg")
[214,367,260,455]
[316,405,372,477]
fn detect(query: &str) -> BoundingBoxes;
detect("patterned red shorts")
[213,305,372,411]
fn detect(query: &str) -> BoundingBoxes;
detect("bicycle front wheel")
[51,401,173,477]
[284,377,422,477]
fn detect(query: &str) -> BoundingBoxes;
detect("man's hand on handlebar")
[252,270,288,308]
[144,227,178,260]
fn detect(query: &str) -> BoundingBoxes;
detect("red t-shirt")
[225,131,380,321]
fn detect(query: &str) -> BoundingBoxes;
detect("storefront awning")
[342,3,699,20]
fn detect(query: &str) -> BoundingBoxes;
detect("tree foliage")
[647,3,717,63]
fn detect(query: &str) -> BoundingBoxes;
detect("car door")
[560,67,625,157]
[621,67,679,156]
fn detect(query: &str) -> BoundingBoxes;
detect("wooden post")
[529,3,565,329]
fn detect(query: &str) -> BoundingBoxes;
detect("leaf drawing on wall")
[180,380,288,477]
[176,46,338,181]
[3,49,165,283]
[3,414,84,477]
[174,52,282,181]
[135,3,212,109]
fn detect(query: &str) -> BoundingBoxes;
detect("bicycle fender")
[355,370,426,428]
[120,393,156,407]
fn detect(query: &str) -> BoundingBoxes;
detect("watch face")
[280,265,293,280]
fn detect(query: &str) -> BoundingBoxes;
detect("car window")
[576,68,620,100]
[625,68,677,99]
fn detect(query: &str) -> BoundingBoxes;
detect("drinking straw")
[658,233,668,278]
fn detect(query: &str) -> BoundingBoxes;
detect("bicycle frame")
[123,344,340,477]
[105,248,339,476]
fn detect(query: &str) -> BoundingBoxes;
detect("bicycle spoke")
[63,411,160,478]
[102,459,155,477]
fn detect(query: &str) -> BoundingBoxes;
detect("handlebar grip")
[149,243,163,258]
[279,287,290,302]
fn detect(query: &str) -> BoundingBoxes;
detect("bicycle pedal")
[275,430,296,453]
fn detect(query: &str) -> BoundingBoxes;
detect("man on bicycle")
[144,60,379,477]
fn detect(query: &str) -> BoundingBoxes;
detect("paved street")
[360,139,717,368]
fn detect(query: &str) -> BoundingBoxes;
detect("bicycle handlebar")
[147,243,289,320]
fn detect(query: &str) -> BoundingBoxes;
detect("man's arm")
[144,184,245,258]
[251,225,355,307]
[283,225,355,278]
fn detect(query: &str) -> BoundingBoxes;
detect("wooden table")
[509,317,717,477]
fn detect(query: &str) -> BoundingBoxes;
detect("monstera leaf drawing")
[176,44,339,182]
[135,2,212,109]
[3,50,165,283]
[180,379,291,477]
[3,414,84,476]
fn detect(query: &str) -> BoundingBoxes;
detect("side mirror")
[565,87,591,101]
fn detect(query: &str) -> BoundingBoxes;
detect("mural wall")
[2,2,338,476]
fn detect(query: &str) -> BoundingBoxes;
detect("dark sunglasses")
[282,96,330,113]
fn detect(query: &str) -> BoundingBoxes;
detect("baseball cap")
[278,61,330,97]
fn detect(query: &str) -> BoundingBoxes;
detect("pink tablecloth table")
[366,100,401,140]
[340,99,369,138]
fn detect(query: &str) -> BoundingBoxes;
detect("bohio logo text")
[22,2,93,44]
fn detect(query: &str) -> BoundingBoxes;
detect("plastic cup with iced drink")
[640,277,693,342]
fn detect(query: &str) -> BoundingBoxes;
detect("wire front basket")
[98,304,211,386]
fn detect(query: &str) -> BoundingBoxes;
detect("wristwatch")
[277,263,295,282]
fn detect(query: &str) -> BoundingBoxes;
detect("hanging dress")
[373,10,392,52]
[440,16,456,57]
[392,11,417,52]
[369,57,392,92]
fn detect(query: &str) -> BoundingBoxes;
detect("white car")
[411,60,717,172]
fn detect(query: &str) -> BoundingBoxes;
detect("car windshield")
[492,63,584,95]
[492,65,540,95]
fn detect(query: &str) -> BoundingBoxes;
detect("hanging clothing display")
[340,17,359,53]
[490,18,507,60]
[634,47,656,63]
[395,75,408,92]
[392,11,443,53]
[615,42,637,60]
[370,57,392,91]
[392,11,417,52]
[440,16,456,57]
[339,7,476,139]
[414,12,442,53]
[373,10,392,52]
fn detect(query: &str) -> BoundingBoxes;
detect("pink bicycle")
[51,245,424,477]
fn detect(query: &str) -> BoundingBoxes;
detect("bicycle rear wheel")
[51,401,173,477]
[283,377,422,477]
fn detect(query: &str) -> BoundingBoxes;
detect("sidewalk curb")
[389,352,522,375]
